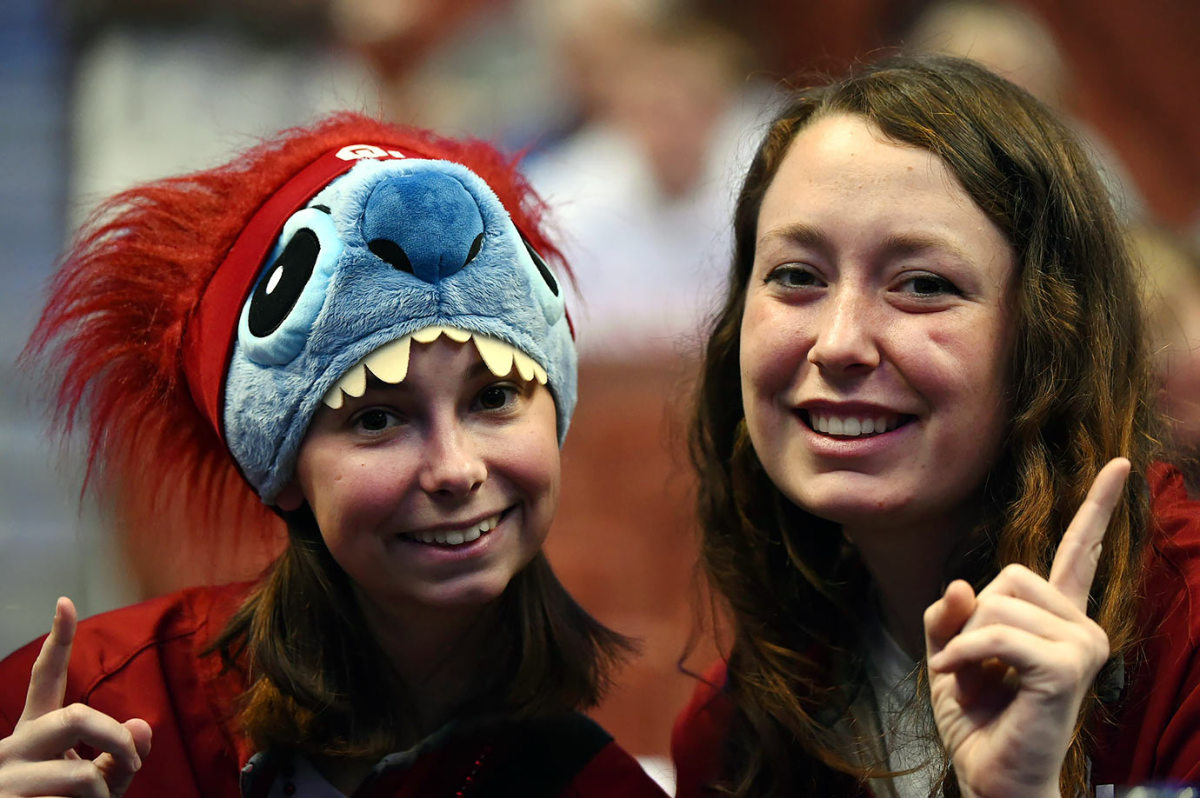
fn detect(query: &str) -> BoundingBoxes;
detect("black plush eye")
[521,234,558,296]
[247,228,319,337]
[237,206,344,366]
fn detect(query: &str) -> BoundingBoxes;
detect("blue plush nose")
[363,172,486,284]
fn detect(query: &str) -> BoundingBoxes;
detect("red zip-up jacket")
[0,582,666,797]
[672,465,1200,795]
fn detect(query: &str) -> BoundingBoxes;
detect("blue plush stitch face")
[222,157,576,503]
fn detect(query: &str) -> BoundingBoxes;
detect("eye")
[246,229,319,337]
[238,206,343,365]
[521,235,558,296]
[516,231,566,326]
[354,408,401,434]
[475,383,519,412]
[765,264,822,289]
[897,272,961,297]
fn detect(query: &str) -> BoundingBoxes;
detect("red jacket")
[0,582,666,798]
[671,466,1200,796]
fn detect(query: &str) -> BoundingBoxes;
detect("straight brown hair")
[209,506,632,758]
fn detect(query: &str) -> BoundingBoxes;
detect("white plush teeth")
[340,364,367,398]
[322,326,548,409]
[363,336,411,383]
[472,334,515,378]
[512,350,537,382]
[406,514,500,546]
[411,326,442,343]
[322,384,345,410]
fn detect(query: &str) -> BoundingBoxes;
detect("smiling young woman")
[672,56,1199,797]
[0,115,668,798]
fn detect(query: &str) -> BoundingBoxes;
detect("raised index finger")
[19,597,77,723]
[1048,458,1131,611]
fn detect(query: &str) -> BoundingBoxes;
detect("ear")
[275,480,305,512]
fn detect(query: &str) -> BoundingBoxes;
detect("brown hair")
[691,54,1159,796]
[209,506,631,759]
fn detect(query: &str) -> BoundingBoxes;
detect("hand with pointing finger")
[0,597,152,797]
[924,458,1130,798]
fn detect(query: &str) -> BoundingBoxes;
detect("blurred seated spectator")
[523,0,773,358]
[905,0,1146,220]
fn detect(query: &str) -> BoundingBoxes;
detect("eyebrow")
[757,223,974,266]
[756,223,833,261]
[876,231,974,266]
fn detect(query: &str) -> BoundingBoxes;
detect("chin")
[415,577,514,611]
[787,487,930,530]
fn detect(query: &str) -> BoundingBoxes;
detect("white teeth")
[322,384,345,410]
[472,334,515,378]
[411,326,443,344]
[406,513,501,546]
[512,350,537,382]
[340,364,367,398]
[321,326,549,408]
[363,336,411,383]
[809,413,901,438]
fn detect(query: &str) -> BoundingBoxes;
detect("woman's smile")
[282,336,561,617]
[740,113,1016,535]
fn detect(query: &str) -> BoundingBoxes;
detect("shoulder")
[1092,465,1200,784]
[352,712,668,798]
[560,738,669,798]
[1142,463,1200,657]
[671,660,733,798]
[0,582,251,732]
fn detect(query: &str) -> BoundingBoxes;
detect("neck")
[842,517,961,658]
[353,588,500,734]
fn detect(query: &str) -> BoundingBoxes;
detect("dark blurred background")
[2,0,1197,790]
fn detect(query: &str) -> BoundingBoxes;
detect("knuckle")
[997,563,1033,587]
[59,702,90,729]
[1000,563,1027,578]
[1088,626,1111,660]
[67,757,106,790]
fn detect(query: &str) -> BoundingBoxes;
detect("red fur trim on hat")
[22,113,572,595]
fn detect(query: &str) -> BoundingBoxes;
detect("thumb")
[924,579,976,662]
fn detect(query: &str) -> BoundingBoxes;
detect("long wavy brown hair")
[691,55,1160,796]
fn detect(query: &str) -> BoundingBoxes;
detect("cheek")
[740,297,800,401]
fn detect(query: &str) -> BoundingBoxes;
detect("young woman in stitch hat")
[0,114,668,798]
[671,55,1200,796]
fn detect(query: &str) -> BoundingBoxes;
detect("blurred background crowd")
[2,0,1197,787]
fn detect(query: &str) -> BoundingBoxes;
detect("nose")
[363,172,486,284]
[418,420,487,497]
[806,286,881,374]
